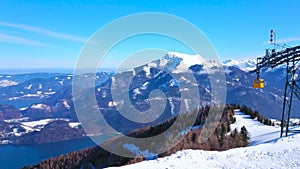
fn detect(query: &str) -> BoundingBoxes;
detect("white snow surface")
[230,111,280,146]
[62,100,71,109]
[26,84,33,90]
[107,110,300,169]
[30,103,51,110]
[222,59,256,72]
[166,52,205,68]
[143,66,152,78]
[123,144,157,158]
[21,119,55,128]
[0,80,18,87]
[164,52,221,73]
[20,118,70,132]
[68,122,81,128]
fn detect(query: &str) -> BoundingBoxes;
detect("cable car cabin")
[253,78,264,88]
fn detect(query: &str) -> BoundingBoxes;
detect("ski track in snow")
[231,111,280,146]
[106,110,300,169]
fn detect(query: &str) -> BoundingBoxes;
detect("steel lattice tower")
[253,45,300,137]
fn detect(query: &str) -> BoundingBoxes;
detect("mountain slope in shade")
[107,110,300,169]
[0,104,22,120]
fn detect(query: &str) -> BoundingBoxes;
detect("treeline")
[128,105,249,157]
[24,104,249,169]
[231,103,275,126]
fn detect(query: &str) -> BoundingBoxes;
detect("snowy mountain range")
[222,59,257,72]
[0,51,299,145]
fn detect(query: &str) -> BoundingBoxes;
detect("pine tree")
[227,122,231,132]
[241,126,250,145]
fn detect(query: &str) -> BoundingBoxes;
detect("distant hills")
[222,59,256,72]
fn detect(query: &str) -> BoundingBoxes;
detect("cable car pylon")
[252,30,300,137]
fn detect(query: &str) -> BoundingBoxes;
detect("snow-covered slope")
[230,111,281,146]
[140,52,222,74]
[0,80,18,87]
[162,53,256,72]
[222,59,256,72]
[165,52,220,70]
[107,110,300,169]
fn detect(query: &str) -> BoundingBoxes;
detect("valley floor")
[107,110,300,169]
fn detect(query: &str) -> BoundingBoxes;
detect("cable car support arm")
[252,45,300,137]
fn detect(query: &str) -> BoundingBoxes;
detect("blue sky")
[0,0,300,69]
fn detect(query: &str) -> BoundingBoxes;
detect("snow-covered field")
[231,111,281,146]
[1,118,80,141]
[107,110,300,169]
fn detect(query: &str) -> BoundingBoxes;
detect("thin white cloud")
[0,21,87,43]
[275,37,300,44]
[0,33,48,46]
[264,37,300,45]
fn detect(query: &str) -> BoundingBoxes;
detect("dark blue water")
[0,135,114,169]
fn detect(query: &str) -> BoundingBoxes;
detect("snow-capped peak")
[222,59,257,72]
[165,52,205,68]
[162,52,221,73]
